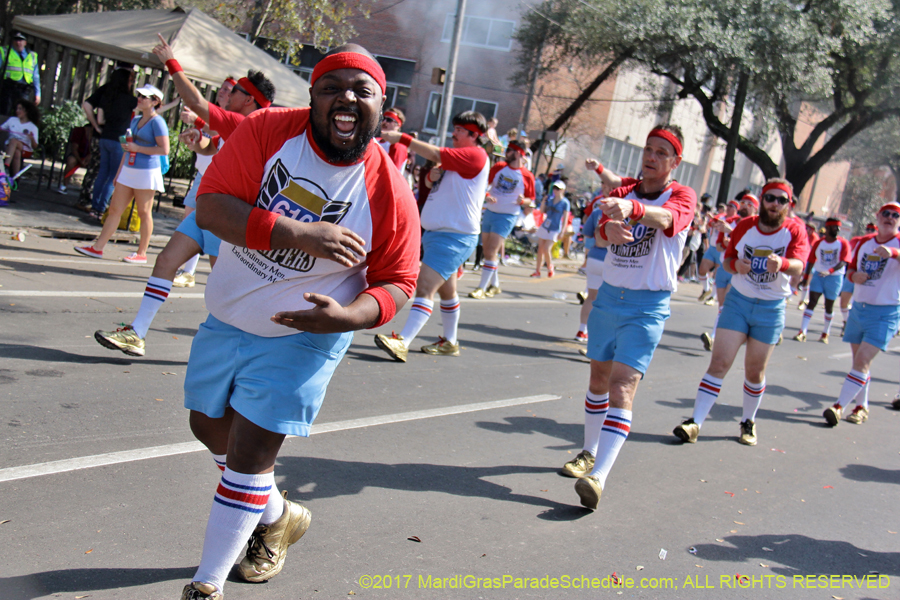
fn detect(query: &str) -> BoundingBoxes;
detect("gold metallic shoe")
[698,289,712,302]
[94,326,145,357]
[819,333,829,344]
[374,332,407,362]
[793,331,806,342]
[421,336,460,356]
[738,419,757,446]
[673,418,700,443]
[823,404,842,427]
[468,288,487,299]
[703,296,716,306]
[181,581,223,600]
[238,492,312,583]
[173,270,196,288]
[846,405,869,424]
[700,332,713,351]
[576,290,588,304]
[485,285,502,297]
[560,450,595,478]
[575,475,602,510]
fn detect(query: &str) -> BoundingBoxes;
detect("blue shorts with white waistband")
[843,302,900,351]
[586,283,671,376]
[422,230,479,280]
[481,210,519,238]
[716,288,785,345]
[702,245,720,265]
[175,211,221,257]
[809,271,842,300]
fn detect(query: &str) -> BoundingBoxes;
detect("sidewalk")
[0,171,188,242]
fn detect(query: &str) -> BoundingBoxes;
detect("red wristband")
[778,257,791,272]
[597,221,609,241]
[246,207,279,250]
[363,286,397,329]
[890,247,900,259]
[194,117,206,130]
[630,200,646,221]
[165,59,183,75]
[729,258,738,272]
[595,163,604,175]
[398,134,413,147]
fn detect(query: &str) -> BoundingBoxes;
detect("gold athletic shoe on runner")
[173,270,196,288]
[823,404,842,427]
[575,475,602,510]
[180,582,222,600]
[846,406,868,424]
[468,288,487,299]
[485,285,502,297]
[374,332,407,362]
[673,418,700,443]
[421,336,460,356]
[94,326,145,357]
[238,492,311,583]
[793,332,806,342]
[738,419,757,446]
[560,450,595,478]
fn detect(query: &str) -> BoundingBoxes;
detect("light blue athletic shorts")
[717,288,785,345]
[183,172,202,209]
[422,230,479,280]
[843,302,900,351]
[175,211,221,257]
[841,275,854,295]
[809,271,843,300]
[586,283,671,376]
[702,245,720,265]
[184,314,353,437]
[481,210,519,238]
[715,265,733,289]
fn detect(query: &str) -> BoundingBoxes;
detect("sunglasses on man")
[762,194,790,206]
[881,210,900,219]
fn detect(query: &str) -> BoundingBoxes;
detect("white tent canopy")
[13,7,310,107]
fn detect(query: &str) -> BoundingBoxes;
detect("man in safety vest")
[0,32,40,113]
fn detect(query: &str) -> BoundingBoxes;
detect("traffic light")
[431,67,446,85]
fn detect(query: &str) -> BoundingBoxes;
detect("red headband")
[824,218,841,227]
[727,200,740,210]
[507,141,525,156]
[237,77,271,108]
[762,181,793,202]
[224,77,237,87]
[647,128,682,157]
[383,110,402,125]
[457,122,485,136]
[310,52,387,94]
[866,223,877,230]
[741,193,759,208]
[879,203,900,214]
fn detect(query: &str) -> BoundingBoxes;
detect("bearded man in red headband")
[468,140,536,299]
[675,178,809,448]
[377,106,408,171]
[171,44,420,600]
[561,125,696,510]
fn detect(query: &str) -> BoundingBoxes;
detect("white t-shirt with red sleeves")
[420,146,489,234]
[810,237,851,276]
[724,217,809,301]
[599,180,697,292]
[377,139,408,173]
[849,233,900,305]
[486,162,535,215]
[198,107,421,337]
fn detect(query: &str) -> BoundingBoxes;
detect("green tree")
[1,0,160,42]
[836,117,900,202]
[842,172,885,235]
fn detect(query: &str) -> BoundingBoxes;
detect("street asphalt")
[1,185,898,600]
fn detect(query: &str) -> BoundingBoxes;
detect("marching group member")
[839,223,876,334]
[675,179,808,446]
[825,202,900,427]
[561,125,696,510]
[792,218,850,343]
[377,106,409,171]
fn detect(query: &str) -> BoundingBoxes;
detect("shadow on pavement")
[0,343,185,366]
[840,463,900,485]
[692,533,899,577]
[0,567,196,600]
[475,415,676,449]
[0,258,149,283]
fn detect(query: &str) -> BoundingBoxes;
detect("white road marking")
[1,257,150,265]
[0,394,559,483]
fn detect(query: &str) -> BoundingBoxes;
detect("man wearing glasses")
[377,106,408,171]
[824,202,900,426]
[674,178,809,447]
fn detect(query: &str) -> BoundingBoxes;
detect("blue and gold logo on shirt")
[743,244,785,284]
[862,252,887,281]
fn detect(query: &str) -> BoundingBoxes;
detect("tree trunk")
[717,72,748,205]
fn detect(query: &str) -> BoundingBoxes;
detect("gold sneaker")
[823,403,842,427]
[238,492,312,583]
[374,332,407,362]
[673,418,700,443]
[574,475,602,510]
[698,289,712,302]
[793,331,806,342]
[173,270,196,288]
[847,405,869,424]
[700,332,713,351]
[819,333,829,344]
[738,419,757,446]
[560,450,594,478]
[181,581,222,600]
[421,336,460,356]
[94,326,145,357]
[485,285,502,297]
[703,296,716,306]
[468,288,487,299]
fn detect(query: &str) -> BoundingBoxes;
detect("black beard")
[759,207,786,228]
[310,100,378,164]
[738,208,749,217]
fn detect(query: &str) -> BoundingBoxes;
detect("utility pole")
[436,0,467,146]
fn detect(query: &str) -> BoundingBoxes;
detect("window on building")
[442,14,515,51]
[423,92,498,134]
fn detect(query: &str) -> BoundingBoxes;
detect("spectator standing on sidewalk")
[0,32,40,113]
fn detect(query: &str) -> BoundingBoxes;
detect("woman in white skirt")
[75,84,170,264]
[532,180,570,278]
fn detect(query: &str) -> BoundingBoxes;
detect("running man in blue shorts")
[374,111,490,360]
[824,202,900,427]
[92,67,274,357]
[175,45,420,599]
[561,125,696,509]
[469,141,535,299]
[699,193,758,351]
[675,179,809,447]
[697,199,737,304]
[840,223,876,335]
[792,218,850,343]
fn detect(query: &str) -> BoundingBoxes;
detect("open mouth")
[333,113,358,141]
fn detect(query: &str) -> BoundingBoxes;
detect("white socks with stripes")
[582,391,609,457]
[440,297,461,344]
[836,369,868,408]
[130,276,171,339]
[692,373,723,426]
[400,297,434,347]
[587,408,631,489]
[478,260,497,289]
[742,379,765,422]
